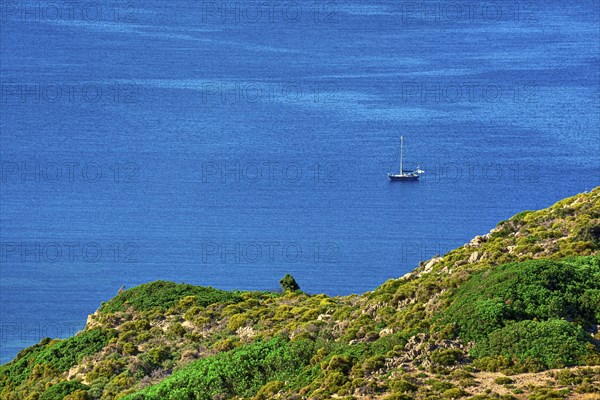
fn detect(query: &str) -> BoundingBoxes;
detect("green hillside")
[1,187,599,400]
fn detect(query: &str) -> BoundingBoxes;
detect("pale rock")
[379,328,393,337]
[468,251,480,263]
[417,257,442,277]
[469,235,487,247]
[236,326,256,341]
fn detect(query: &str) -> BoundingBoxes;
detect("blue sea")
[1,0,599,363]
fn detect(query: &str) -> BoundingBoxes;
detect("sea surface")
[1,0,599,363]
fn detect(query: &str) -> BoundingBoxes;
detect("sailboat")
[388,136,424,181]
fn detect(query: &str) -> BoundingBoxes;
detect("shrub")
[100,281,242,313]
[123,337,316,400]
[40,381,89,400]
[140,345,173,367]
[428,379,454,392]
[254,380,285,400]
[362,355,385,371]
[438,257,599,368]
[324,355,353,374]
[389,379,417,393]
[323,371,348,389]
[64,389,91,400]
[85,358,126,381]
[494,376,513,385]
[430,348,463,366]
[370,334,407,356]
[168,323,186,337]
[577,223,600,246]
[0,329,113,391]
[122,343,137,356]
[472,355,512,372]
[213,338,236,352]
[441,257,600,342]
[280,274,300,292]
[382,394,413,400]
[471,319,589,369]
[228,314,248,331]
[443,388,468,399]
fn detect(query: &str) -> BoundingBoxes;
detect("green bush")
[494,376,514,385]
[0,329,113,391]
[123,337,316,400]
[279,274,300,292]
[382,394,413,400]
[430,348,463,366]
[472,319,589,369]
[472,355,513,372]
[389,379,417,393]
[362,355,385,371]
[323,371,348,389]
[122,342,137,356]
[213,338,237,352]
[254,380,285,399]
[100,281,242,312]
[577,223,600,246]
[437,257,600,369]
[443,388,468,399]
[324,355,353,374]
[228,314,248,331]
[85,358,126,381]
[441,257,600,342]
[428,379,455,392]
[64,389,91,400]
[40,381,89,400]
[168,322,186,337]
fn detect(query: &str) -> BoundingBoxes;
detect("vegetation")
[1,187,599,399]
[124,336,316,400]
[279,274,301,292]
[472,318,590,369]
[439,257,599,368]
[99,281,243,313]
[0,329,114,397]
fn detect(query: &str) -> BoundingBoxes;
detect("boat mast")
[400,135,404,174]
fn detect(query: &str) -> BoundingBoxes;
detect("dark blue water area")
[1,0,599,362]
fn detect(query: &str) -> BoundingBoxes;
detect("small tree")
[279,274,300,292]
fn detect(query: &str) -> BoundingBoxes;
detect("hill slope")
[1,187,599,400]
